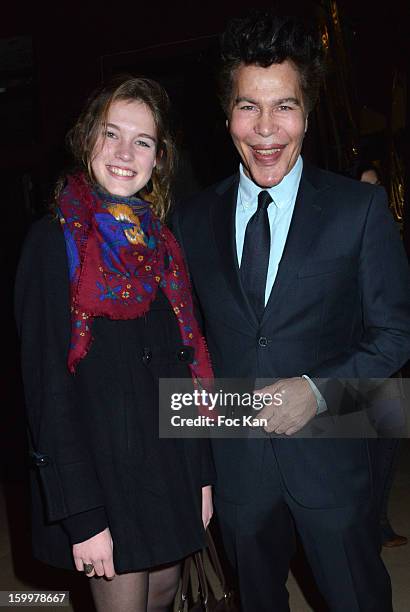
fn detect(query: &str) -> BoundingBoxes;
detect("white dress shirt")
[235,156,326,414]
[236,156,303,305]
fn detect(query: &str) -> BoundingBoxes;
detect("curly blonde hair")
[56,75,176,221]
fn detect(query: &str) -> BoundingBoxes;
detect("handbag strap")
[177,556,192,612]
[205,529,228,595]
[177,551,210,611]
[194,550,210,605]
[176,530,231,610]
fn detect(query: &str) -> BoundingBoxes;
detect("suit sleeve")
[309,189,410,379]
[14,217,108,541]
[306,189,410,420]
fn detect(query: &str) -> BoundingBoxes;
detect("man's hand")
[73,527,115,579]
[255,377,317,435]
[201,485,213,529]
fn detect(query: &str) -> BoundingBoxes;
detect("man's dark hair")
[219,11,325,115]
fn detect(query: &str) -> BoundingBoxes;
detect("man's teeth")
[255,148,282,155]
[109,166,135,176]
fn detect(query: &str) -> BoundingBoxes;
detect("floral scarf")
[57,173,213,389]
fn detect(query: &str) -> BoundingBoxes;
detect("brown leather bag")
[175,530,238,611]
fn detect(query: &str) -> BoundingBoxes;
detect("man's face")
[228,61,307,188]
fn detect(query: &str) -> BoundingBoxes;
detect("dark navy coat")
[15,216,214,572]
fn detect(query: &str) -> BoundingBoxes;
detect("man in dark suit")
[173,12,410,612]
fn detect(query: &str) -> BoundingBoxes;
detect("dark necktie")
[240,190,272,320]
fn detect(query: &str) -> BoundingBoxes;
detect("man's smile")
[250,144,286,163]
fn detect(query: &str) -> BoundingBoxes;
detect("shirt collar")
[238,156,303,210]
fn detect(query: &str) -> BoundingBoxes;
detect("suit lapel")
[211,175,259,327]
[261,166,327,326]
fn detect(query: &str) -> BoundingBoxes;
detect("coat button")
[177,348,190,362]
[258,336,269,347]
[37,455,49,467]
[31,453,50,467]
[142,348,152,364]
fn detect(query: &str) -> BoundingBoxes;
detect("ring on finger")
[83,563,94,574]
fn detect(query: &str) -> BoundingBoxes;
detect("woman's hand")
[73,527,115,579]
[201,485,213,530]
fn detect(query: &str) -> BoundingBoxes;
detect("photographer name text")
[170,415,268,428]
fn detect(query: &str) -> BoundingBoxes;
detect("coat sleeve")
[200,438,216,487]
[14,216,108,541]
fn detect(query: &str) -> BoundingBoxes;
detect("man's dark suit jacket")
[173,162,410,509]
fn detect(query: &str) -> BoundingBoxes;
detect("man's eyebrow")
[106,123,157,142]
[276,97,301,106]
[234,97,258,105]
[234,96,301,106]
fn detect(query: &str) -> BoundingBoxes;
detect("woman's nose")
[114,141,134,161]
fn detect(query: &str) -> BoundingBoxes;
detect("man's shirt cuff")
[302,375,328,414]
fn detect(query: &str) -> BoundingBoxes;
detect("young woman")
[15,75,214,612]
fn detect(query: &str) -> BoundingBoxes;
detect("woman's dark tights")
[90,562,180,612]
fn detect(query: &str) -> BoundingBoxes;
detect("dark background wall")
[1,0,407,190]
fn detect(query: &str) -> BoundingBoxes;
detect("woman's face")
[360,169,380,185]
[91,99,158,197]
